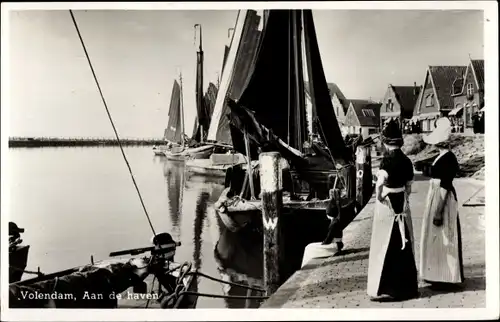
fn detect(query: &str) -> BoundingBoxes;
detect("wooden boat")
[153,145,167,156]
[213,10,374,232]
[10,233,198,309]
[9,244,30,283]
[10,12,198,310]
[185,152,247,178]
[181,11,264,178]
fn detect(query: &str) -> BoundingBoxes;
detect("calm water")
[8,146,263,308]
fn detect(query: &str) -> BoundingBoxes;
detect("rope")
[69,10,157,238]
[315,118,336,163]
[10,266,45,276]
[179,291,269,300]
[145,275,157,308]
[192,271,265,292]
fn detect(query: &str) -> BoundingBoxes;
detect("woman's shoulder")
[440,150,458,164]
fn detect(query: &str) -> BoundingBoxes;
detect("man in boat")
[9,258,149,308]
[9,222,24,241]
[9,222,25,251]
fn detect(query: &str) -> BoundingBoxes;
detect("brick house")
[305,82,349,135]
[413,65,467,132]
[449,58,484,134]
[344,100,381,137]
[380,83,421,129]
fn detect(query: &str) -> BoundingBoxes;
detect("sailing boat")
[214,10,372,232]
[178,25,219,161]
[163,72,190,161]
[184,10,263,177]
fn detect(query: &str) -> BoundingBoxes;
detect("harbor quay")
[262,175,485,308]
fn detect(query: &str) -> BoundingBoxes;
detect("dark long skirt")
[377,221,419,299]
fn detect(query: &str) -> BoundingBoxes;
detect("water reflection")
[213,216,264,308]
[161,156,264,308]
[163,160,185,241]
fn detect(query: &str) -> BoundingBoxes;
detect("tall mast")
[179,71,185,147]
[194,24,205,143]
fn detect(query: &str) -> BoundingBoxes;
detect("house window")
[466,83,474,97]
[361,109,375,117]
[425,94,434,107]
[387,99,393,112]
[368,128,377,135]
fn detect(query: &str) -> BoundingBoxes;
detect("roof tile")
[429,65,467,110]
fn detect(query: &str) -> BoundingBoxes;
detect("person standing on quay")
[420,117,465,287]
[367,120,419,301]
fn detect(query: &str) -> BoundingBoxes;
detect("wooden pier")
[8,137,165,148]
[257,143,374,298]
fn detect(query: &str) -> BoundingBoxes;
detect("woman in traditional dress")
[367,120,419,301]
[420,117,464,287]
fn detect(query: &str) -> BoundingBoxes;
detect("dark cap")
[381,119,403,147]
[9,222,25,235]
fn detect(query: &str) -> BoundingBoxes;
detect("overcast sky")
[8,9,484,138]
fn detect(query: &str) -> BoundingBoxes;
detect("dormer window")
[425,94,434,107]
[362,109,375,117]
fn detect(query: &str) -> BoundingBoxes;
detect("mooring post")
[259,151,283,296]
[355,144,373,208]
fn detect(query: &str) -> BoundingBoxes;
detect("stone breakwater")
[9,137,164,148]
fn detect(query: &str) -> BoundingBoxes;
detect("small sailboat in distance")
[164,72,190,161]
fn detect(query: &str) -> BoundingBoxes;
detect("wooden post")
[259,151,283,296]
[355,144,372,208]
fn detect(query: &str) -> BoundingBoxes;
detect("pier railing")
[8,136,166,148]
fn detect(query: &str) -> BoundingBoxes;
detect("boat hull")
[9,245,30,283]
[165,152,187,161]
[10,257,198,309]
[214,189,332,233]
[186,145,214,160]
[153,150,166,156]
[185,160,231,178]
[164,145,214,161]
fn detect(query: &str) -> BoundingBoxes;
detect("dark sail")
[214,10,262,145]
[231,10,308,156]
[302,10,352,164]
[204,82,218,123]
[192,25,209,143]
[192,82,218,139]
[164,80,183,144]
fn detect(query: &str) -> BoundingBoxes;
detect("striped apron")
[419,178,464,283]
